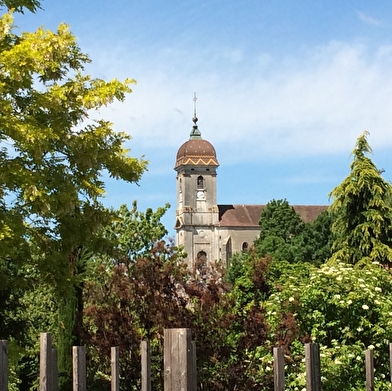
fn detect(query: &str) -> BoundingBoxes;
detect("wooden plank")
[305,343,321,391]
[366,349,374,391]
[273,346,285,391]
[389,343,392,391]
[73,346,86,391]
[0,340,8,391]
[52,348,58,391]
[191,341,197,391]
[141,341,151,391]
[111,347,119,391]
[164,328,195,391]
[40,333,53,391]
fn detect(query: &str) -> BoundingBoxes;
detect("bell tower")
[174,97,220,271]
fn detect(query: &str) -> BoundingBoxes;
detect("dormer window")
[197,176,204,189]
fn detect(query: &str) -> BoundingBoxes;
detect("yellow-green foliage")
[329,131,392,265]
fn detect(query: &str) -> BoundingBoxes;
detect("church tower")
[174,102,220,271]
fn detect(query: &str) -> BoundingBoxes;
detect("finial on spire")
[193,92,198,124]
[190,92,202,139]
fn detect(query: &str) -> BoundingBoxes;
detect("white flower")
[289,297,295,302]
[368,345,375,350]
[362,304,369,310]
[375,287,382,292]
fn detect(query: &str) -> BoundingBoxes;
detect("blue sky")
[12,1,392,236]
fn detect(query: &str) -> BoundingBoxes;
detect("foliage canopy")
[0,10,147,286]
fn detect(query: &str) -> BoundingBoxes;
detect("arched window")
[196,250,207,277]
[242,242,249,251]
[197,176,204,189]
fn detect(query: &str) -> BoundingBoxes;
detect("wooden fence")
[0,329,390,390]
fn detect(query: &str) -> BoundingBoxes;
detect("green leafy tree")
[0,5,147,387]
[254,199,333,264]
[329,131,392,265]
[291,209,334,264]
[258,199,305,243]
[0,0,40,13]
[102,201,171,264]
[255,199,305,262]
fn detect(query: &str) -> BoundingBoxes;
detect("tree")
[290,209,334,264]
[0,7,147,387]
[0,10,147,267]
[255,199,305,262]
[0,0,40,13]
[329,131,392,265]
[83,203,188,390]
[102,201,171,264]
[258,199,305,243]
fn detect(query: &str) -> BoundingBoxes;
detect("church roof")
[174,116,219,169]
[218,204,328,227]
[175,139,219,168]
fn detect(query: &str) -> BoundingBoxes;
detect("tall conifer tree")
[329,131,392,265]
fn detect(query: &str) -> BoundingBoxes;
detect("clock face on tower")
[197,190,205,200]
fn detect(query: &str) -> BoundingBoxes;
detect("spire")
[190,92,202,139]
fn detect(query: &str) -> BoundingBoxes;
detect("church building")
[174,113,327,271]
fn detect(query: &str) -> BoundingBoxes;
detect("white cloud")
[87,39,392,165]
[357,11,383,27]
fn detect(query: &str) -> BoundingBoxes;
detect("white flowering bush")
[263,260,392,390]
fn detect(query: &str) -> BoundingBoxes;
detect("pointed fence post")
[141,341,151,391]
[40,333,53,391]
[366,349,374,391]
[0,340,8,391]
[111,347,119,391]
[305,343,321,391]
[72,346,86,391]
[164,328,196,391]
[273,346,285,391]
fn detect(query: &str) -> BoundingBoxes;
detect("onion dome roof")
[174,116,219,169]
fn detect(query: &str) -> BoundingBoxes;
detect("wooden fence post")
[40,333,53,391]
[305,343,321,391]
[72,346,86,391]
[164,328,196,391]
[191,341,197,391]
[389,343,392,391]
[141,341,151,391]
[111,347,119,391]
[366,349,374,391]
[273,346,285,391]
[52,348,58,391]
[0,340,8,391]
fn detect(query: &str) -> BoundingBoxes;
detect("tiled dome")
[174,118,219,169]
